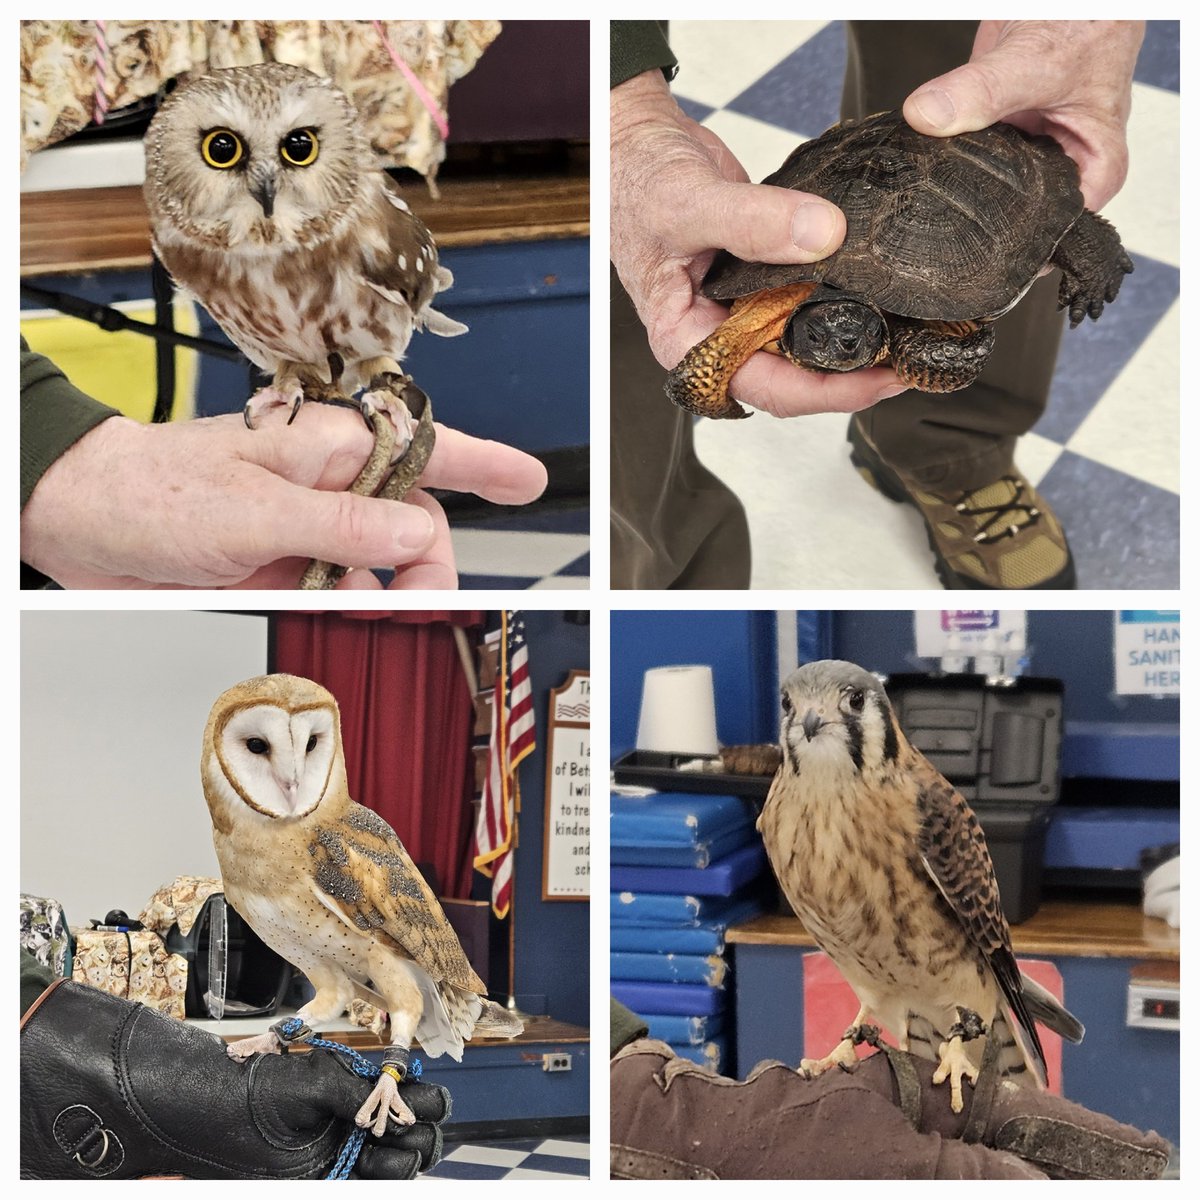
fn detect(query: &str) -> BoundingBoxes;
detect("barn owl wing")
[309,802,485,993]
[910,752,1047,1083]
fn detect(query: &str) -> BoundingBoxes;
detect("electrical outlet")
[542,1052,572,1072]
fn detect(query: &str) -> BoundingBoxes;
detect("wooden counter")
[203,1011,588,1050]
[20,172,589,277]
[727,899,1179,962]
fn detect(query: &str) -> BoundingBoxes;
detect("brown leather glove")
[610,1038,1169,1180]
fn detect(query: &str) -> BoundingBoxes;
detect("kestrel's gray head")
[779,660,900,776]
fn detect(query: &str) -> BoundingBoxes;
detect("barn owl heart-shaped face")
[217,703,337,819]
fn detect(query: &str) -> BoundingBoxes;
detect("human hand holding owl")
[19,402,546,589]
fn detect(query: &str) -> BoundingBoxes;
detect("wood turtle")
[665,109,1134,420]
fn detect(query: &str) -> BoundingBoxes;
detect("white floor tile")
[1066,299,1179,492]
[527,575,591,590]
[441,1145,528,1168]
[451,531,589,578]
[699,109,809,185]
[671,21,820,110]
[1102,82,1179,268]
[502,1168,587,1180]
[694,408,941,589]
[533,1139,591,1159]
[1014,432,1064,489]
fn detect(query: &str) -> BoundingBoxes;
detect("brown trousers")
[611,21,1065,588]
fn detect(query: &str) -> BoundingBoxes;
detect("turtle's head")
[783,292,886,372]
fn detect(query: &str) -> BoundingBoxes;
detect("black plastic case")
[886,673,1064,924]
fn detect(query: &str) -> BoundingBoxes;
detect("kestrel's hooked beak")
[801,710,823,741]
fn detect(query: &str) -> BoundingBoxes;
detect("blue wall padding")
[612,980,725,1017]
[610,843,767,896]
[1045,807,1181,870]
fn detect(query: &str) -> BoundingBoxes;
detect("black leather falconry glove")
[21,979,450,1179]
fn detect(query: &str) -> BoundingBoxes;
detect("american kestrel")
[758,660,1083,1111]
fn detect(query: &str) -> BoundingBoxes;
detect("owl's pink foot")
[359,387,417,461]
[226,1030,285,1061]
[244,383,304,430]
[355,1071,416,1136]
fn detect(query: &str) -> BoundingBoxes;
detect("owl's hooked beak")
[800,709,824,741]
[250,173,277,220]
[273,772,301,811]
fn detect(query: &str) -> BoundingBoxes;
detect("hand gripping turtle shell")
[665,110,1133,420]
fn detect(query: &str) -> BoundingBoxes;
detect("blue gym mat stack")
[610,790,769,1074]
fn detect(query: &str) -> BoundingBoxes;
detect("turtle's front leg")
[888,318,995,393]
[1051,210,1134,327]
[664,282,818,419]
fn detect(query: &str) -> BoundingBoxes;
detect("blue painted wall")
[485,611,590,1027]
[25,234,588,454]
[610,610,778,756]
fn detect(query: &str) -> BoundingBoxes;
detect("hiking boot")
[848,420,1076,590]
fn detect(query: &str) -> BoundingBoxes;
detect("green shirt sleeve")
[611,21,677,89]
[611,997,650,1057]
[21,337,119,512]
[21,947,56,1016]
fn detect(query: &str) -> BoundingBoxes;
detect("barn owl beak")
[801,710,823,741]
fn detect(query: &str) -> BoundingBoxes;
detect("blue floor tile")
[1135,21,1180,92]
[460,508,588,535]
[429,1159,507,1179]
[1036,450,1179,589]
[520,1151,590,1175]
[726,21,847,140]
[1037,253,1179,446]
[674,93,716,124]
[459,573,542,590]
[557,551,590,576]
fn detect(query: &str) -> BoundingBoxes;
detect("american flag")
[473,612,536,917]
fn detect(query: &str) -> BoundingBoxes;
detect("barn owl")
[201,674,521,1134]
[758,661,1083,1112]
[143,62,464,439]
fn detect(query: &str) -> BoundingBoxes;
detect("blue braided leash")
[274,1018,423,1180]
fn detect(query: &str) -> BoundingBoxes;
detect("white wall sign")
[914,610,1027,664]
[542,671,590,900]
[1114,611,1180,696]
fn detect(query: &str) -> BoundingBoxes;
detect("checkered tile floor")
[457,508,589,589]
[424,1134,589,1180]
[670,21,1179,589]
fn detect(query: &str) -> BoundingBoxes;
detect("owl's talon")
[244,384,305,430]
[226,1030,286,1060]
[355,1072,415,1136]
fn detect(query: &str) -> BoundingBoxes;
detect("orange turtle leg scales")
[664,282,818,419]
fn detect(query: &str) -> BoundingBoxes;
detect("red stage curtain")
[273,612,484,897]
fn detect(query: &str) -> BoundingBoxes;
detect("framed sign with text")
[542,670,590,901]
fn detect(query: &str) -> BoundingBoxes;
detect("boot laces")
[954,477,1041,545]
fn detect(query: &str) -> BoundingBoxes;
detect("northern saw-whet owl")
[757,660,1083,1112]
[144,62,465,430]
[201,674,521,1134]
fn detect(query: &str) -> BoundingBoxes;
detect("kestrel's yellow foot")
[799,1036,860,1078]
[243,382,304,429]
[933,1035,981,1113]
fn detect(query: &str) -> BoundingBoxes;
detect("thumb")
[904,50,1061,135]
[237,474,435,570]
[678,177,845,263]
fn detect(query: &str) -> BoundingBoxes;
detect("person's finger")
[336,567,385,589]
[676,179,846,263]
[903,49,1065,136]
[420,427,548,504]
[235,476,437,570]
[729,353,906,419]
[388,491,458,590]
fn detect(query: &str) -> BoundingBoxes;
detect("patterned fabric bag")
[19,894,73,977]
[72,928,188,1019]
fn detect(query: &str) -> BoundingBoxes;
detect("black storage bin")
[165,893,292,1019]
[886,673,1064,924]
